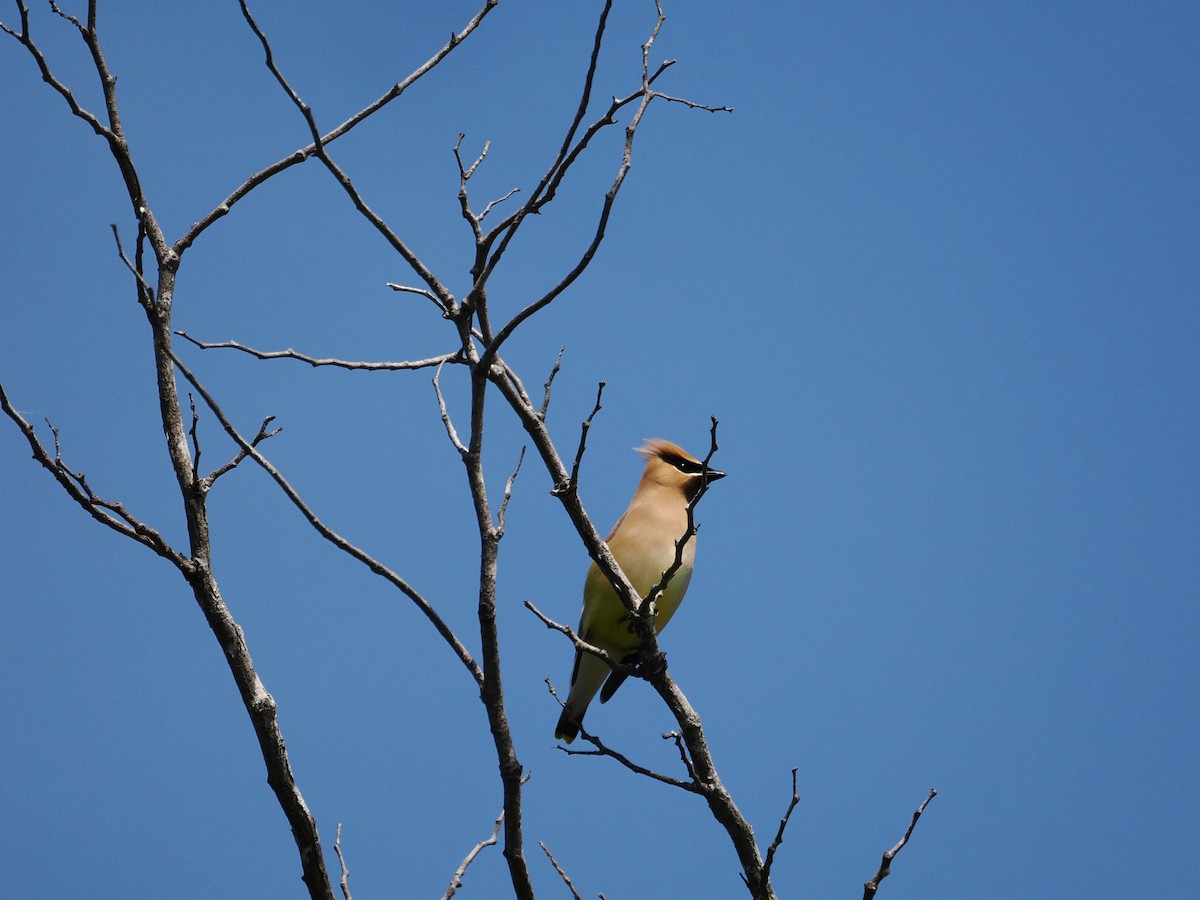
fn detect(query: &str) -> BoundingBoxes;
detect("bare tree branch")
[334,823,352,900]
[110,223,154,306]
[387,281,450,316]
[760,769,800,888]
[433,362,469,458]
[661,730,699,783]
[863,789,937,900]
[443,808,504,900]
[2,2,111,139]
[4,7,339,892]
[204,416,282,489]
[171,350,484,688]
[175,331,457,372]
[186,393,203,485]
[524,601,631,677]
[496,446,526,537]
[236,0,458,315]
[556,382,606,498]
[174,0,500,257]
[472,0,616,292]
[544,681,697,791]
[539,347,566,421]
[0,381,185,565]
[538,842,583,900]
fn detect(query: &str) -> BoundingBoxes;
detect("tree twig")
[433,362,468,458]
[538,842,582,900]
[539,347,565,421]
[544,682,696,790]
[863,789,938,900]
[496,446,526,537]
[171,350,483,687]
[174,332,457,372]
[236,0,458,315]
[334,823,352,900]
[174,0,500,256]
[557,382,605,497]
[443,808,505,900]
[760,769,800,887]
[0,382,183,564]
[204,416,282,489]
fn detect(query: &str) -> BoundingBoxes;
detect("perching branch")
[640,417,722,620]
[524,600,634,678]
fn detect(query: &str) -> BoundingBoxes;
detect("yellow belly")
[578,558,693,656]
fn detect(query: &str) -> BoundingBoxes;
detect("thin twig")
[205,416,282,488]
[496,446,526,537]
[334,823,352,900]
[661,730,698,782]
[171,351,483,687]
[237,0,457,314]
[175,331,457,371]
[654,91,734,112]
[538,842,582,900]
[863,789,938,900]
[1,2,111,141]
[474,3,728,371]
[524,601,626,676]
[187,393,202,485]
[174,0,499,256]
[442,808,504,900]
[760,769,800,887]
[433,362,468,457]
[109,223,154,305]
[539,347,565,421]
[386,282,449,315]
[0,381,183,564]
[473,0,615,293]
[479,187,520,221]
[544,681,696,791]
[556,382,604,497]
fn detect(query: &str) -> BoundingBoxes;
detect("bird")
[554,438,725,743]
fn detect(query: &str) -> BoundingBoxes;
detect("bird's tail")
[554,706,583,744]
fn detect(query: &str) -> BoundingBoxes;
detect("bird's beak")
[703,467,726,482]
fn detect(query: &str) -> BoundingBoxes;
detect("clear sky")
[2,2,1197,898]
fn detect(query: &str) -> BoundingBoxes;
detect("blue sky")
[2,1,1197,897]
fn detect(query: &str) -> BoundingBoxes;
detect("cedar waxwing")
[554,439,725,743]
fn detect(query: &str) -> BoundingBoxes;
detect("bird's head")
[635,438,725,501]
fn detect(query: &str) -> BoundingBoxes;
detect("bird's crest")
[635,438,698,465]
